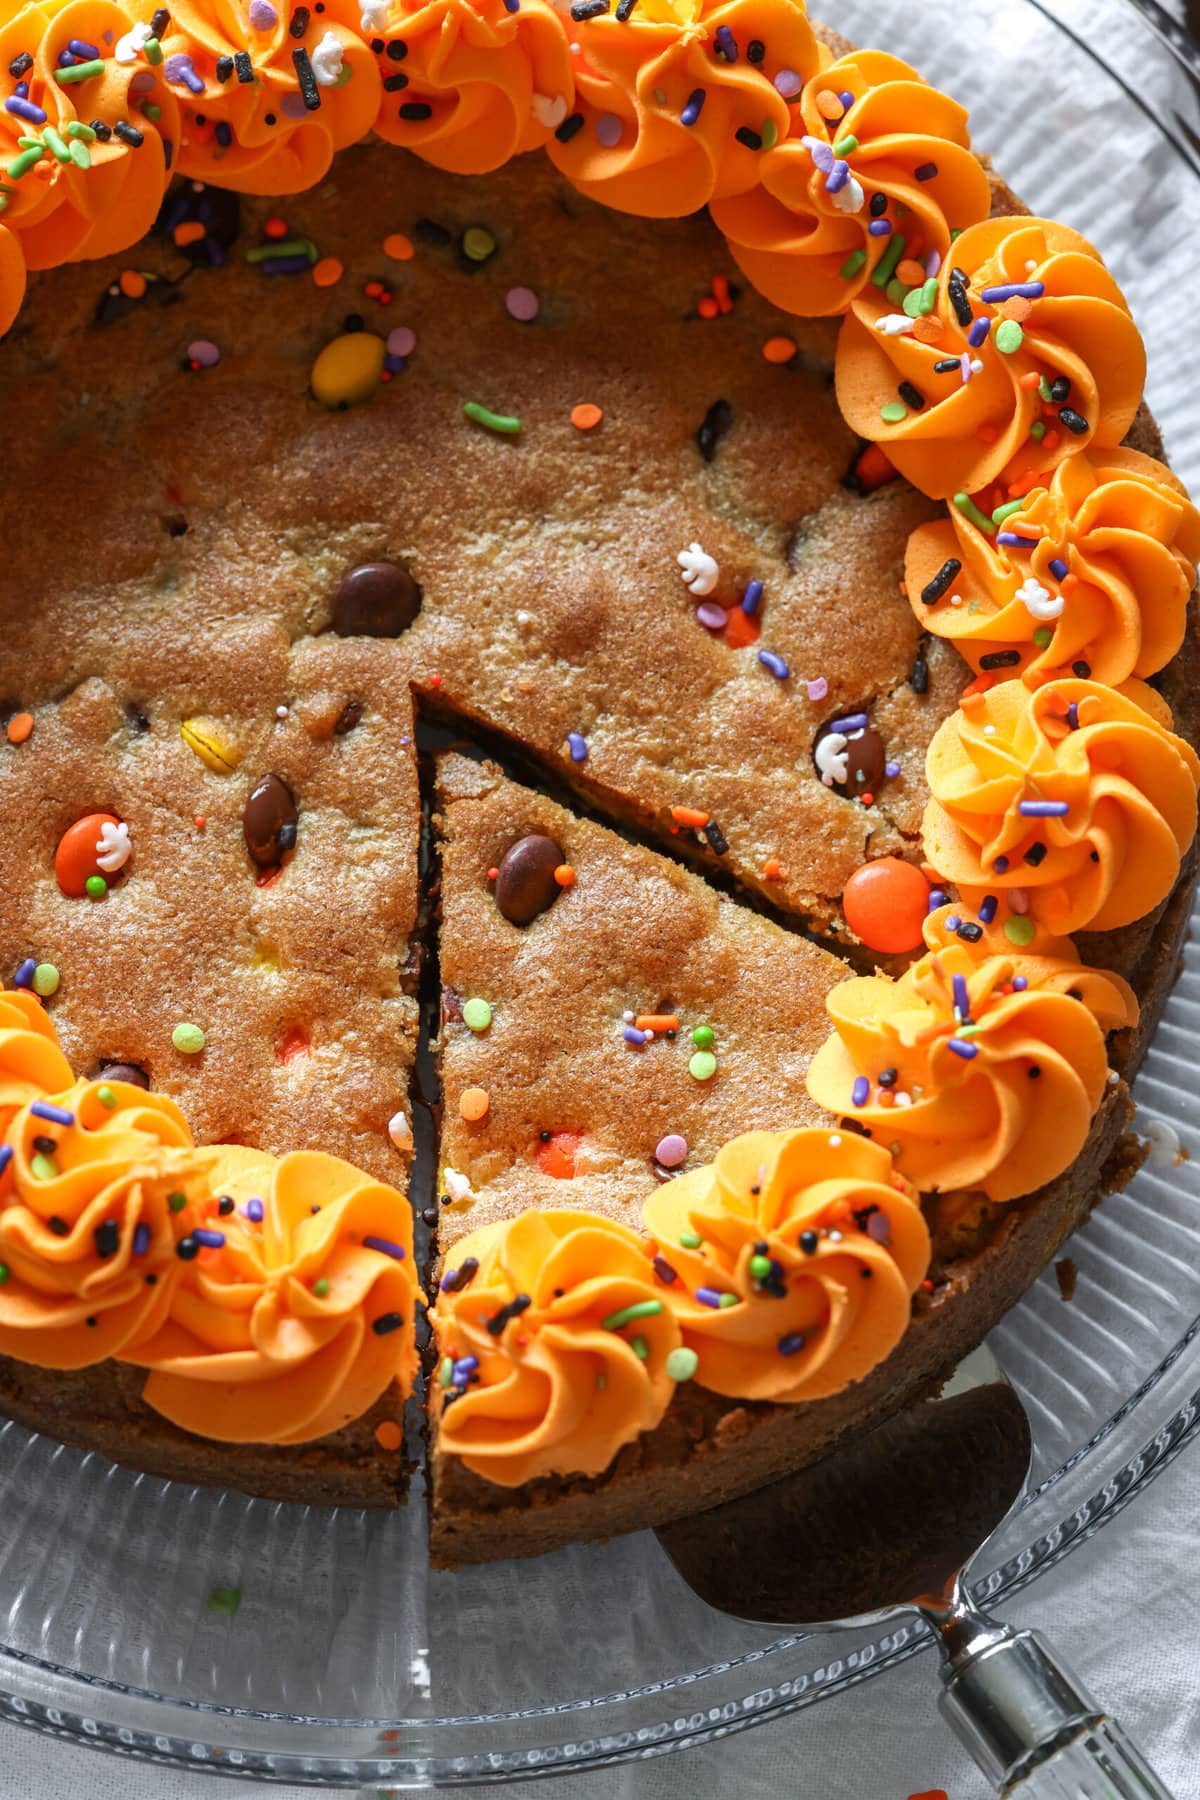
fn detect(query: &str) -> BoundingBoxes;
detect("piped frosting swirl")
[0,986,73,1138]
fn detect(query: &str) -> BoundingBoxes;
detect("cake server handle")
[930,1605,1174,1797]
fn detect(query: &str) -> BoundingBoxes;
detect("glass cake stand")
[5,0,1200,1786]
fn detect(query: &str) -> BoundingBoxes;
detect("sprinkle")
[172,1022,206,1054]
[653,1255,679,1284]
[5,713,33,745]
[505,284,539,322]
[31,1100,73,1126]
[840,247,867,280]
[193,1227,226,1248]
[187,338,220,368]
[291,45,321,107]
[806,677,828,702]
[463,997,492,1032]
[4,95,47,124]
[692,1025,714,1049]
[679,1230,703,1249]
[995,318,1024,354]
[828,711,869,733]
[880,401,907,424]
[680,88,706,126]
[979,895,998,924]
[851,1075,870,1107]
[1049,556,1069,580]
[554,864,575,887]
[312,256,343,286]
[778,1332,806,1355]
[773,67,802,97]
[898,380,925,410]
[952,973,970,1019]
[1012,975,1029,992]
[997,532,1039,548]
[372,1311,405,1336]
[655,1133,688,1168]
[981,281,1044,302]
[602,1299,663,1330]
[567,731,588,763]
[1059,407,1089,436]
[666,1347,699,1380]
[363,1235,408,1260]
[387,1110,413,1151]
[382,232,414,262]
[979,649,1021,670]
[689,1049,717,1081]
[54,57,106,83]
[207,1586,241,1616]
[96,1086,118,1110]
[947,1038,978,1060]
[459,1086,489,1121]
[463,401,520,435]
[762,336,796,364]
[241,1197,265,1223]
[6,146,45,178]
[439,1256,479,1293]
[757,649,789,680]
[1018,800,1069,817]
[624,1025,649,1045]
[921,558,961,604]
[695,1286,727,1308]
[0,1148,10,1181]
[486,1294,531,1335]
[85,875,107,900]
[112,120,144,146]
[30,963,59,997]
[1004,916,1036,946]
[438,1357,453,1386]
[741,579,764,616]
[555,112,585,143]
[571,402,602,430]
[953,492,996,535]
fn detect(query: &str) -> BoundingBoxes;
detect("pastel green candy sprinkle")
[953,491,997,537]
[16,136,42,149]
[917,276,939,315]
[1004,915,1036,946]
[839,247,866,281]
[207,1586,241,1616]
[885,277,908,307]
[313,1277,331,1298]
[85,874,107,899]
[7,147,45,179]
[1033,626,1053,648]
[144,35,163,62]
[172,1022,206,1054]
[679,1230,703,1249]
[96,1085,118,1110]
[631,1335,649,1360]
[66,120,97,141]
[438,1356,454,1388]
[666,1346,698,1382]
[140,101,162,121]
[462,226,496,263]
[995,318,1024,354]
[32,963,59,996]
[247,238,317,263]
[902,286,925,319]
[871,231,905,289]
[1030,420,1047,442]
[691,1024,714,1049]
[992,499,1025,526]
[880,401,908,423]
[716,1292,738,1309]
[167,1191,188,1213]
[68,139,91,169]
[30,1153,58,1182]
[54,57,105,83]
[463,401,521,435]
[0,1266,9,1286]
[748,1254,772,1279]
[761,118,777,150]
[463,997,492,1032]
[832,134,858,156]
[1038,375,1054,402]
[601,1298,663,1331]
[43,126,71,164]
[688,1049,717,1081]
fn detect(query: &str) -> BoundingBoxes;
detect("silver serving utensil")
[655,1346,1174,1797]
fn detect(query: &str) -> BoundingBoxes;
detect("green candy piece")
[691,1024,714,1049]
[995,319,1024,354]
[760,119,778,151]
[85,874,107,899]
[749,1254,772,1279]
[1033,627,1053,649]
[313,1277,331,1298]
[885,277,909,307]
[870,231,905,289]
[880,401,908,423]
[463,997,493,1033]
[32,962,59,996]
[438,1356,454,1388]
[1004,915,1036,946]
[832,134,858,156]
[463,401,521,435]
[717,1292,738,1309]
[679,1230,703,1249]
[953,492,996,536]
[666,1347,699,1382]
[68,139,91,170]
[462,226,496,263]
[207,1586,241,1616]
[172,1022,206,1054]
[688,1049,717,1082]
[96,1085,118,1110]
[1030,420,1047,442]
[30,1153,58,1182]
[53,57,105,84]
[167,1191,188,1213]
[917,276,939,315]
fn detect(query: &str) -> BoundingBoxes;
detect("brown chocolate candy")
[95,1062,150,1090]
[494,834,563,926]
[243,773,298,868]
[813,721,887,798]
[330,562,421,637]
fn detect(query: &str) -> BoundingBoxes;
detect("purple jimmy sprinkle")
[838,88,854,107]
[1012,975,1029,992]
[801,133,833,174]
[968,316,990,348]
[948,1038,978,1060]
[31,1100,74,1126]
[996,532,1039,549]
[13,82,29,98]
[851,1075,870,1107]
[164,52,204,92]
[0,1147,12,1178]
[68,36,99,56]
[567,731,588,763]
[757,649,790,680]
[928,888,947,912]
[885,760,900,778]
[56,48,74,66]
[623,1026,648,1045]
[13,959,36,989]
[695,1286,724,1308]
[866,1211,891,1244]
[1067,702,1080,730]
[778,1332,806,1355]
[1049,557,1069,579]
[740,579,763,616]
[132,1223,151,1256]
[994,855,1010,873]
[192,1227,226,1249]
[4,95,47,123]
[1018,800,1069,817]
[825,158,850,195]
[243,1197,265,1222]
[944,914,962,933]
[925,248,941,278]
[980,281,1044,303]
[680,87,706,126]
[452,1356,479,1381]
[363,1235,407,1260]
[979,894,998,924]
[653,1255,679,1285]
[714,23,737,60]
[828,711,869,733]
[868,219,892,237]
[952,973,970,1019]
[439,1267,462,1292]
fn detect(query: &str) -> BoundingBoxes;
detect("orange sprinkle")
[723,606,759,649]
[670,805,711,829]
[119,269,146,299]
[427,671,442,688]
[460,1086,490,1122]
[374,1420,403,1452]
[961,673,995,699]
[635,1014,679,1033]
[5,712,33,745]
[553,863,576,888]
[762,335,797,364]
[312,256,343,287]
[571,402,603,431]
[763,857,782,880]
[876,1087,894,1107]
[537,1129,583,1179]
[1043,429,1060,451]
[910,315,943,346]
[194,815,206,831]
[698,296,719,319]
[276,1027,311,1064]
[264,216,288,239]
[383,231,414,261]
[1018,370,1042,390]
[896,258,926,288]
[854,443,896,492]
[712,274,733,314]
[173,221,205,249]
[815,88,844,119]
[486,865,499,881]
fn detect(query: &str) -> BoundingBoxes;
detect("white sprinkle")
[1016,577,1064,621]
[443,1167,475,1204]
[275,703,289,719]
[359,0,389,28]
[115,19,152,61]
[532,92,568,129]
[1139,1113,1181,1168]
[387,1110,413,1152]
[310,28,344,86]
[677,542,719,596]
[828,1133,842,1148]
[831,174,865,216]
[893,1091,913,1109]
[874,314,916,337]
[622,1010,635,1022]
[814,731,849,788]
[95,819,132,873]
[828,1228,843,1243]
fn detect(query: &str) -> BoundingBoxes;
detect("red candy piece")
[54,812,121,898]
[843,857,930,955]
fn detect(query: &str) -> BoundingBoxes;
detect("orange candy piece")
[54,813,121,898]
[571,403,603,431]
[762,336,797,364]
[842,857,930,955]
[5,712,33,744]
[536,1129,583,1178]
[460,1087,490,1122]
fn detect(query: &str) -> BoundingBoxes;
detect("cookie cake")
[0,0,1197,1565]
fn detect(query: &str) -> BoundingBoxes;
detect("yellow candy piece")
[180,717,240,774]
[311,332,386,409]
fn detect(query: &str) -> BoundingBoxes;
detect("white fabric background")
[1,1442,1196,1798]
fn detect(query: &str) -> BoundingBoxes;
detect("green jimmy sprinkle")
[991,498,1026,526]
[54,57,105,84]
[463,401,521,435]
[953,491,996,536]
[43,126,71,164]
[870,231,905,290]
[7,147,45,180]
[601,1299,663,1332]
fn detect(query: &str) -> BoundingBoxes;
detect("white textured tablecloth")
[1,1441,1196,1798]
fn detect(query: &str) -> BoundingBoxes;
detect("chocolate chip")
[243,773,298,868]
[334,699,363,736]
[494,834,563,926]
[331,562,421,637]
[96,1062,150,1089]
[695,399,733,463]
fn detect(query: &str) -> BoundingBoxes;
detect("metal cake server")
[655,1346,1174,1797]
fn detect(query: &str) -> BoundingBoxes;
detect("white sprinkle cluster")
[311,29,345,86]
[677,542,719,596]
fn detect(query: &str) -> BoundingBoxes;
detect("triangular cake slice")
[427,754,1140,1566]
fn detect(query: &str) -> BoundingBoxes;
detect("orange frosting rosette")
[806,921,1137,1202]
[127,1145,419,1443]
[642,1128,929,1402]
[712,50,991,318]
[0,986,73,1138]
[906,449,1200,687]
[370,0,574,176]
[924,677,1200,935]
[0,1076,211,1367]
[0,0,180,269]
[835,216,1146,502]
[0,225,26,337]
[430,1208,683,1487]
[546,0,824,220]
[145,0,381,192]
